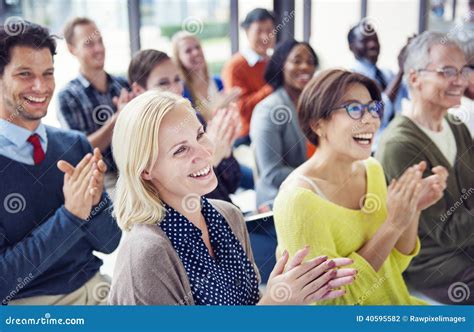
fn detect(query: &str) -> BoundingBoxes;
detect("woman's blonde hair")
[171,31,211,115]
[112,90,193,231]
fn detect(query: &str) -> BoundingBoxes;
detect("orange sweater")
[222,53,273,137]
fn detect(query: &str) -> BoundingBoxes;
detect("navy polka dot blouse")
[159,197,260,305]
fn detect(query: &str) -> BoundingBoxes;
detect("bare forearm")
[87,116,117,152]
[395,211,420,255]
[357,221,402,272]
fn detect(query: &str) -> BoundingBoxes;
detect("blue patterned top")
[159,197,260,305]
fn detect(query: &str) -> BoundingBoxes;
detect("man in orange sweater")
[222,8,275,146]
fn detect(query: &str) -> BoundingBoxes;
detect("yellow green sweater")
[273,157,425,305]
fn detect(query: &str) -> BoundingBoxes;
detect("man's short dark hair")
[63,17,95,45]
[347,24,359,45]
[241,8,276,29]
[347,20,378,45]
[0,20,57,76]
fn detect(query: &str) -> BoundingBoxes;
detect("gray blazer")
[108,199,260,305]
[250,87,307,207]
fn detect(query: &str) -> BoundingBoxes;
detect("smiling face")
[69,23,105,71]
[317,83,381,160]
[143,104,217,206]
[411,44,468,111]
[350,28,380,65]
[283,44,317,92]
[0,46,55,129]
[145,59,183,96]
[177,37,206,73]
[245,19,275,56]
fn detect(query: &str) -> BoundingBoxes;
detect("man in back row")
[0,21,120,304]
[58,17,131,195]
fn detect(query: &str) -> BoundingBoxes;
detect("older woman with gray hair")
[376,31,474,304]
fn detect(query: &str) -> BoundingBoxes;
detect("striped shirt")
[57,73,129,171]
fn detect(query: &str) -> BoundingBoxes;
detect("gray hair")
[458,37,474,64]
[403,31,463,78]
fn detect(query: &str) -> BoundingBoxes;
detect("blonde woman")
[172,31,239,122]
[108,90,356,305]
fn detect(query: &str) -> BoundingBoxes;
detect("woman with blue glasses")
[273,69,448,305]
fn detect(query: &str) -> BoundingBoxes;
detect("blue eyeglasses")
[332,100,384,120]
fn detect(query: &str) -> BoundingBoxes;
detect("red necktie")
[27,134,45,165]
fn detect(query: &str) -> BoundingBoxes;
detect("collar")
[277,87,295,107]
[241,47,266,67]
[77,72,112,89]
[353,58,377,73]
[0,119,47,147]
[160,196,209,244]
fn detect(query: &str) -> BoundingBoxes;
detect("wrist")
[383,216,405,236]
[64,205,88,221]
[257,293,273,305]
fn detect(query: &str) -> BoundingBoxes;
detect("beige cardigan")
[108,199,260,305]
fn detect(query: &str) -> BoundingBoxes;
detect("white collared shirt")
[240,47,266,67]
[0,119,48,165]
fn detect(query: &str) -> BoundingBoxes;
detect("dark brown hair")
[128,49,171,88]
[63,17,95,45]
[297,69,381,147]
[0,21,57,76]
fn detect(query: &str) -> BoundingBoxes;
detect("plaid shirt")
[57,73,129,171]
